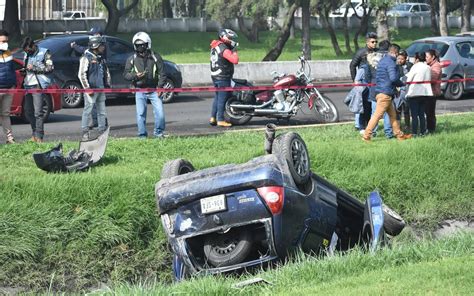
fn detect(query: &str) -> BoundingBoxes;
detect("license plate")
[200,194,227,214]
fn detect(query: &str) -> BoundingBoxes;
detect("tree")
[427,0,440,36]
[341,0,352,55]
[301,0,312,59]
[101,0,140,34]
[316,0,343,56]
[3,0,21,43]
[439,0,449,36]
[372,0,391,41]
[461,0,471,33]
[262,2,299,61]
[162,0,174,18]
[352,0,372,50]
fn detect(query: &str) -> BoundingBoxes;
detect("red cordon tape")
[5,78,474,94]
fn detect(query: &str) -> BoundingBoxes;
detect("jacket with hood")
[210,40,239,81]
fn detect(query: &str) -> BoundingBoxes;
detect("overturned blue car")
[155,125,405,280]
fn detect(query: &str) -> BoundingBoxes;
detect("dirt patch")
[433,219,474,238]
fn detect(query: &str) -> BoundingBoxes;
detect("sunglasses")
[369,40,378,44]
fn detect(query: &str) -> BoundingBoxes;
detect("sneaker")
[217,121,232,127]
[397,134,413,141]
[359,129,365,135]
[81,131,90,141]
[35,137,43,143]
[6,138,15,144]
[361,136,371,143]
[209,117,217,126]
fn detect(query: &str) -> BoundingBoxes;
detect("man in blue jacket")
[362,44,412,142]
[0,30,16,144]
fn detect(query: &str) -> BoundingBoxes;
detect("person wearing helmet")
[78,35,111,140]
[71,26,104,55]
[209,28,239,127]
[124,32,167,138]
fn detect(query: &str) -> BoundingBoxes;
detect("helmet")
[89,26,103,36]
[218,28,238,49]
[132,32,152,51]
[88,36,106,49]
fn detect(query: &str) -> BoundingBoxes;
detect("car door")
[106,38,135,89]
[419,4,431,17]
[410,4,420,17]
[455,41,474,90]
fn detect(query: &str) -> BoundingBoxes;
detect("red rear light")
[440,60,451,68]
[257,186,284,215]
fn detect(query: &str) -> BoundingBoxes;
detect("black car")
[15,34,183,108]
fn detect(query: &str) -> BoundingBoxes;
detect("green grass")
[116,28,435,63]
[107,233,474,295]
[0,112,473,292]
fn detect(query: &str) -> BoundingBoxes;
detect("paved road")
[10,90,474,142]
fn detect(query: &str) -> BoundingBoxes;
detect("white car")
[329,1,370,18]
[62,11,87,20]
[387,3,431,17]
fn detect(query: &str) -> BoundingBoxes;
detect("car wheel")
[161,78,176,104]
[272,132,311,186]
[444,76,464,100]
[22,95,52,123]
[61,81,83,108]
[161,158,195,179]
[382,204,406,236]
[203,228,253,267]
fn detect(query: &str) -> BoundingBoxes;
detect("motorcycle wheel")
[203,228,253,268]
[312,94,339,123]
[224,96,253,125]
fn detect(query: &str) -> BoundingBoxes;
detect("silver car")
[387,3,431,17]
[406,36,474,100]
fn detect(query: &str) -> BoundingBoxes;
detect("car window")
[456,42,474,59]
[420,5,430,12]
[107,39,134,61]
[63,12,73,18]
[411,5,420,12]
[393,4,410,11]
[406,41,450,58]
[73,13,80,18]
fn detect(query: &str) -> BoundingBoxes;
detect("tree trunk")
[102,0,140,35]
[262,3,299,61]
[461,0,471,32]
[428,0,440,36]
[237,16,258,43]
[301,0,311,60]
[439,0,449,36]
[353,7,371,51]
[162,0,174,18]
[342,0,352,55]
[320,7,343,56]
[4,0,21,43]
[376,6,389,41]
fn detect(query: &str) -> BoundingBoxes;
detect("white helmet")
[132,32,152,50]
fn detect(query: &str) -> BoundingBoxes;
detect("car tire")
[22,95,52,123]
[382,204,406,236]
[444,76,464,100]
[161,78,176,104]
[61,81,83,108]
[161,158,195,179]
[203,228,253,267]
[272,132,311,186]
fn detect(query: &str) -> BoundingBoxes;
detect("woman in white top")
[405,52,433,136]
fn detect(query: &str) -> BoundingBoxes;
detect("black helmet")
[218,28,238,49]
[88,36,105,49]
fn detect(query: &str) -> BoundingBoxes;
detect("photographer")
[124,32,166,138]
[21,36,54,143]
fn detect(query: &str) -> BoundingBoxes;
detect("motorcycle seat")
[233,78,248,85]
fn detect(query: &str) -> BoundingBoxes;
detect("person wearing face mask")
[0,30,16,144]
[21,36,54,143]
[124,32,166,138]
[78,36,111,140]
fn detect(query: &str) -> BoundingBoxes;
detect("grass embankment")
[117,28,433,63]
[0,113,473,292]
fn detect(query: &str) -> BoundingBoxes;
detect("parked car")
[62,11,87,19]
[387,3,431,17]
[13,34,183,108]
[406,36,474,100]
[9,58,62,122]
[156,127,405,280]
[329,0,370,18]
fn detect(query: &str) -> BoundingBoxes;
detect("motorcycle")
[224,56,339,125]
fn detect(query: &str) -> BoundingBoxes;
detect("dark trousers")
[409,96,427,135]
[357,97,372,129]
[211,79,231,121]
[24,89,45,139]
[425,96,438,132]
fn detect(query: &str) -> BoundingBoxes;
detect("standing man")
[362,44,412,142]
[78,36,110,140]
[124,32,166,138]
[350,32,377,131]
[21,37,54,143]
[0,30,16,144]
[210,28,239,127]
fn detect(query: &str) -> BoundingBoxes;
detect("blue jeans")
[409,96,426,135]
[371,100,393,138]
[135,91,165,137]
[81,93,107,132]
[212,79,231,121]
[24,85,45,139]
